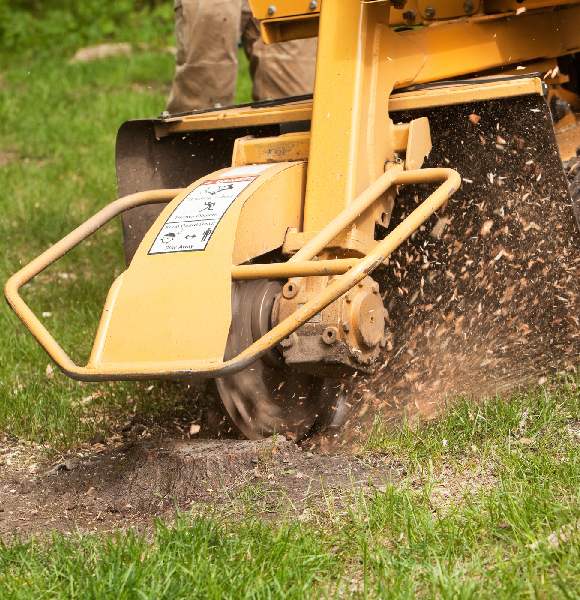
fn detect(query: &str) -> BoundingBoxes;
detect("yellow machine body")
[91,163,304,372]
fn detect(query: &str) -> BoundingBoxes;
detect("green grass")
[0,47,251,448]
[366,373,580,466]
[0,381,578,598]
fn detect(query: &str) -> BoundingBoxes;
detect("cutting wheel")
[216,280,347,440]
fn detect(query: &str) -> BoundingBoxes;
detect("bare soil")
[0,150,18,167]
[0,434,395,541]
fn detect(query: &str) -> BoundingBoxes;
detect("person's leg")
[167,0,241,113]
[241,1,317,101]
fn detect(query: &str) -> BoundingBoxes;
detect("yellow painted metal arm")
[4,189,184,378]
[5,169,460,382]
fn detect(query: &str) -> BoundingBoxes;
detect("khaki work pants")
[167,0,318,113]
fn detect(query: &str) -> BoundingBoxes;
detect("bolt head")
[282,281,299,299]
[424,5,436,18]
[308,0,318,10]
[402,10,416,23]
[322,327,338,345]
[267,4,276,16]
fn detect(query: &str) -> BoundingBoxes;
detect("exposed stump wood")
[0,438,392,539]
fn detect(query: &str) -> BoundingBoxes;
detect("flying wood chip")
[330,95,579,446]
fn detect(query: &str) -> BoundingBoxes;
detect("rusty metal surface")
[337,94,579,434]
[277,275,388,375]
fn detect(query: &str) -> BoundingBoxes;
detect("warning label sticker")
[149,166,269,255]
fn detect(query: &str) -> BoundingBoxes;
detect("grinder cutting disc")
[216,280,347,440]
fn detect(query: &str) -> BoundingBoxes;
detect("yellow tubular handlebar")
[4,189,185,378]
[4,168,460,381]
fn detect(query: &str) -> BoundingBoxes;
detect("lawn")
[0,32,578,600]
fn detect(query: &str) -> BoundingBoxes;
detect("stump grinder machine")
[6,0,580,440]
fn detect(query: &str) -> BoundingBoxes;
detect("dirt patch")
[0,150,18,167]
[69,43,176,64]
[70,43,133,64]
[426,461,498,511]
[0,435,393,541]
